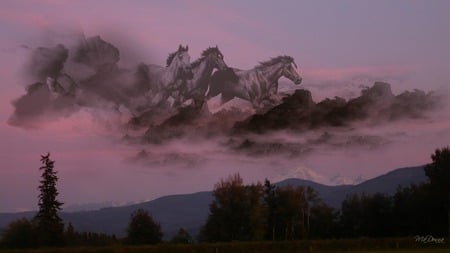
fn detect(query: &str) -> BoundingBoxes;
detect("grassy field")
[1,248,449,253]
[1,239,449,253]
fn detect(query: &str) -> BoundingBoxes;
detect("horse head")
[167,44,194,80]
[201,46,229,71]
[281,56,302,84]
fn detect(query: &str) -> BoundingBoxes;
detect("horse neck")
[165,61,181,83]
[191,57,214,85]
[260,62,284,83]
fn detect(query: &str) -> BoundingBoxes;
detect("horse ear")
[178,44,183,51]
[186,45,189,51]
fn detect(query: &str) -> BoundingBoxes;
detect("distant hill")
[61,191,213,239]
[276,165,426,208]
[0,166,427,239]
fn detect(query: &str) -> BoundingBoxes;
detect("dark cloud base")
[139,82,442,162]
[235,82,440,133]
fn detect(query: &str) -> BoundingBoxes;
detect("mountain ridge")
[0,165,426,239]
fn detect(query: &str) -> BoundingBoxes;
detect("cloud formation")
[8,34,146,128]
[4,30,450,214]
[8,33,448,176]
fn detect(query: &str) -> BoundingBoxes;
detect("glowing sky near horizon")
[1,0,450,212]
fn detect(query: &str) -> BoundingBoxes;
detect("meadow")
[1,238,448,253]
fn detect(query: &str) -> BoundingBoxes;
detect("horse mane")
[256,55,294,69]
[190,46,222,68]
[166,45,188,67]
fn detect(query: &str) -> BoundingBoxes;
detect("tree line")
[1,147,449,248]
[199,147,449,241]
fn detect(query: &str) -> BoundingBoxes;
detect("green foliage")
[126,209,162,245]
[0,218,37,248]
[34,153,64,247]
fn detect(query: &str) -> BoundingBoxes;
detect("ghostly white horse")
[134,45,194,108]
[173,46,230,108]
[208,55,302,108]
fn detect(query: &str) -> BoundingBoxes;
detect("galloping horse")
[173,46,230,108]
[208,55,302,108]
[134,45,194,107]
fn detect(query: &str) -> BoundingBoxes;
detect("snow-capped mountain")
[274,166,364,186]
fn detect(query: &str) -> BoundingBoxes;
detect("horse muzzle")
[294,78,302,85]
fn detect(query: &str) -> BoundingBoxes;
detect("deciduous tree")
[0,218,37,248]
[126,209,162,245]
[200,173,265,241]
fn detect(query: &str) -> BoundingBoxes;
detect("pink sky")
[1,0,450,212]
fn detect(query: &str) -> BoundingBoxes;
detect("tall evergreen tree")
[34,153,64,246]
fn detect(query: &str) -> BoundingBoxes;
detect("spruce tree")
[34,153,64,246]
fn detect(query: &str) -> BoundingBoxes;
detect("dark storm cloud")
[27,44,69,81]
[8,35,146,128]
